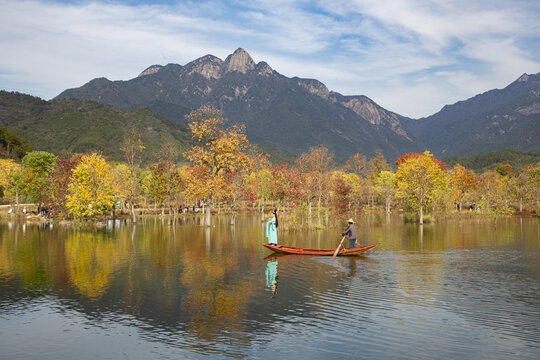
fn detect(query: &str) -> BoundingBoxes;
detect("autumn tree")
[147,162,170,213]
[330,171,353,217]
[368,151,390,179]
[523,163,540,214]
[374,170,396,214]
[476,170,513,218]
[67,153,116,218]
[111,163,131,208]
[269,163,304,209]
[245,153,272,221]
[0,158,22,209]
[345,153,368,177]
[121,128,145,222]
[448,164,478,210]
[46,154,83,216]
[159,142,178,217]
[395,151,447,224]
[495,164,527,212]
[296,145,333,225]
[184,106,250,226]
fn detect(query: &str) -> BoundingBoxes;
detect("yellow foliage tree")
[184,106,250,226]
[67,153,116,218]
[111,163,131,207]
[448,164,478,210]
[374,170,396,214]
[0,158,21,206]
[395,151,447,224]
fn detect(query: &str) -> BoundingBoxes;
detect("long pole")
[332,236,347,258]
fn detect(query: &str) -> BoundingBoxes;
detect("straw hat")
[347,218,354,223]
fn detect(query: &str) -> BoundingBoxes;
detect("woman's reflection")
[265,257,279,297]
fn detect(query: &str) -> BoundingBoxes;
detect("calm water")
[0,215,539,360]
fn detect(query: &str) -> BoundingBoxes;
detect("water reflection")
[264,256,278,296]
[0,215,539,359]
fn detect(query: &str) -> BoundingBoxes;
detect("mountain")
[0,91,193,163]
[56,48,422,160]
[409,73,540,157]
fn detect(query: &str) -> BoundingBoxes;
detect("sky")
[1,0,539,118]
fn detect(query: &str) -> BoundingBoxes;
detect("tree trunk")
[130,169,137,223]
[130,200,136,223]
[317,195,321,225]
[230,194,236,226]
[308,200,312,226]
[204,199,211,226]
[419,202,424,225]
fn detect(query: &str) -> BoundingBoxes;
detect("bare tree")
[121,128,145,223]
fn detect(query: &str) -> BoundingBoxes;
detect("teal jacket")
[265,218,278,244]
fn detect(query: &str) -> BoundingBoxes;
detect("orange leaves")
[448,164,478,200]
[396,152,446,171]
[184,106,251,202]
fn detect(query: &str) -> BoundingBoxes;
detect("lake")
[0,215,539,359]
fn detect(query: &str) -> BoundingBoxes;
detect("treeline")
[443,150,540,174]
[0,106,539,225]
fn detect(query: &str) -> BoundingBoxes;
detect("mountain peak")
[224,48,255,74]
[517,73,530,82]
[185,54,223,80]
[138,65,163,77]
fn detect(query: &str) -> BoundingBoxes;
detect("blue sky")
[1,0,539,118]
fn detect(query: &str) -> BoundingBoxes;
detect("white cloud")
[0,0,539,118]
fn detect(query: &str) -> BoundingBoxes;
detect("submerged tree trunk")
[204,199,211,226]
[308,200,312,226]
[317,196,321,226]
[130,200,136,223]
[230,197,236,226]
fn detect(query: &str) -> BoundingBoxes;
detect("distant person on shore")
[265,209,278,245]
[342,218,357,249]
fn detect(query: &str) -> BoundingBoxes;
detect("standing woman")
[266,209,278,245]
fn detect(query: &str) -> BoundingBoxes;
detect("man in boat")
[341,218,357,248]
[265,209,278,245]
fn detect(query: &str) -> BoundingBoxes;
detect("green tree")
[20,151,58,208]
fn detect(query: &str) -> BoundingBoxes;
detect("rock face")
[138,65,163,77]
[297,79,330,99]
[185,55,223,80]
[223,48,255,74]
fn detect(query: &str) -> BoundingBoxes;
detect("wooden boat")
[262,243,379,256]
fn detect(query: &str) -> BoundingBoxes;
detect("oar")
[332,236,347,258]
